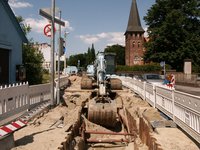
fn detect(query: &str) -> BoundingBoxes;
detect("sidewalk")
[175,84,200,96]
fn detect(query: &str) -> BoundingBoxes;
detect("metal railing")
[0,76,69,126]
[118,76,200,144]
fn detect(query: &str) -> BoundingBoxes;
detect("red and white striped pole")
[0,120,27,137]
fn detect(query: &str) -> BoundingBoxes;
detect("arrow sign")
[39,9,65,26]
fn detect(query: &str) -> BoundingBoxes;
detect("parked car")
[133,75,144,80]
[142,73,164,85]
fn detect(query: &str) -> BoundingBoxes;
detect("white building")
[34,43,51,72]
[34,43,66,73]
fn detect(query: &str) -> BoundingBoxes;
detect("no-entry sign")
[44,24,56,37]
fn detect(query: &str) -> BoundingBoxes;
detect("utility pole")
[57,10,61,104]
[39,2,65,106]
[50,0,55,106]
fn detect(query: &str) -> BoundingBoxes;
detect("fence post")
[153,84,156,108]
[27,82,30,111]
[172,89,175,121]
[143,82,146,101]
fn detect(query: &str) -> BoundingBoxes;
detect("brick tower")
[125,0,145,66]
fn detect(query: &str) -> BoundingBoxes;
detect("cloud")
[24,17,73,34]
[79,35,100,44]
[24,18,48,33]
[78,32,125,46]
[8,0,33,9]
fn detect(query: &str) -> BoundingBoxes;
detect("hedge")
[116,63,162,72]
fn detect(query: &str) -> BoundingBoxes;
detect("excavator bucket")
[88,99,118,127]
[81,77,93,89]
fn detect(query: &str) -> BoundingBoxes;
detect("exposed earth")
[11,76,199,150]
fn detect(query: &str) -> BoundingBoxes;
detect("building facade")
[34,43,51,72]
[0,0,27,85]
[34,43,66,73]
[125,0,145,66]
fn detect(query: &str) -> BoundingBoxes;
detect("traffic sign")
[160,61,165,67]
[43,24,56,37]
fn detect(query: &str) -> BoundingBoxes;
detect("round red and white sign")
[44,24,56,37]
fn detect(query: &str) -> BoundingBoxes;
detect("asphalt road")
[175,85,200,96]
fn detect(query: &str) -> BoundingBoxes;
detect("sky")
[8,0,155,57]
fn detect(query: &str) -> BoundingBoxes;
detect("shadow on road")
[15,128,54,146]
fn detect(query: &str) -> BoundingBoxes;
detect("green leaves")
[104,44,125,65]
[22,44,44,85]
[17,15,44,85]
[116,63,162,72]
[144,0,200,72]
[67,44,96,68]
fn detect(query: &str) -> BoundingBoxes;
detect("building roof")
[1,0,28,43]
[125,0,144,34]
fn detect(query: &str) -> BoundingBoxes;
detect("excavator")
[81,52,122,127]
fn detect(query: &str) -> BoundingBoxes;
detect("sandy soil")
[12,76,83,150]
[11,76,199,150]
[12,105,69,150]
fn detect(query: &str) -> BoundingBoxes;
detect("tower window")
[138,42,140,48]
[132,41,135,47]
[133,56,139,64]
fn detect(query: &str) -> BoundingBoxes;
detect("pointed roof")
[1,0,28,43]
[125,0,144,34]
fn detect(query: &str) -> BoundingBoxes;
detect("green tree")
[144,0,200,72]
[85,44,96,65]
[86,47,92,64]
[67,53,87,68]
[90,44,96,62]
[104,44,125,65]
[17,16,44,84]
[17,16,31,36]
[23,44,44,85]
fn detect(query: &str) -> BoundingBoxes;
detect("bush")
[116,63,162,72]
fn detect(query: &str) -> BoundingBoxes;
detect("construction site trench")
[11,76,199,150]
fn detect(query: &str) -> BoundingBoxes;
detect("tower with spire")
[125,0,145,66]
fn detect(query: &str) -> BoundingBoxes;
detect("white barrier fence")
[119,76,200,144]
[0,76,69,126]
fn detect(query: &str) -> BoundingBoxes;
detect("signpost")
[39,2,65,106]
[39,9,65,26]
[160,61,166,78]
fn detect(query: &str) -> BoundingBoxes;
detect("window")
[133,56,140,64]
[138,42,140,48]
[132,41,135,47]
